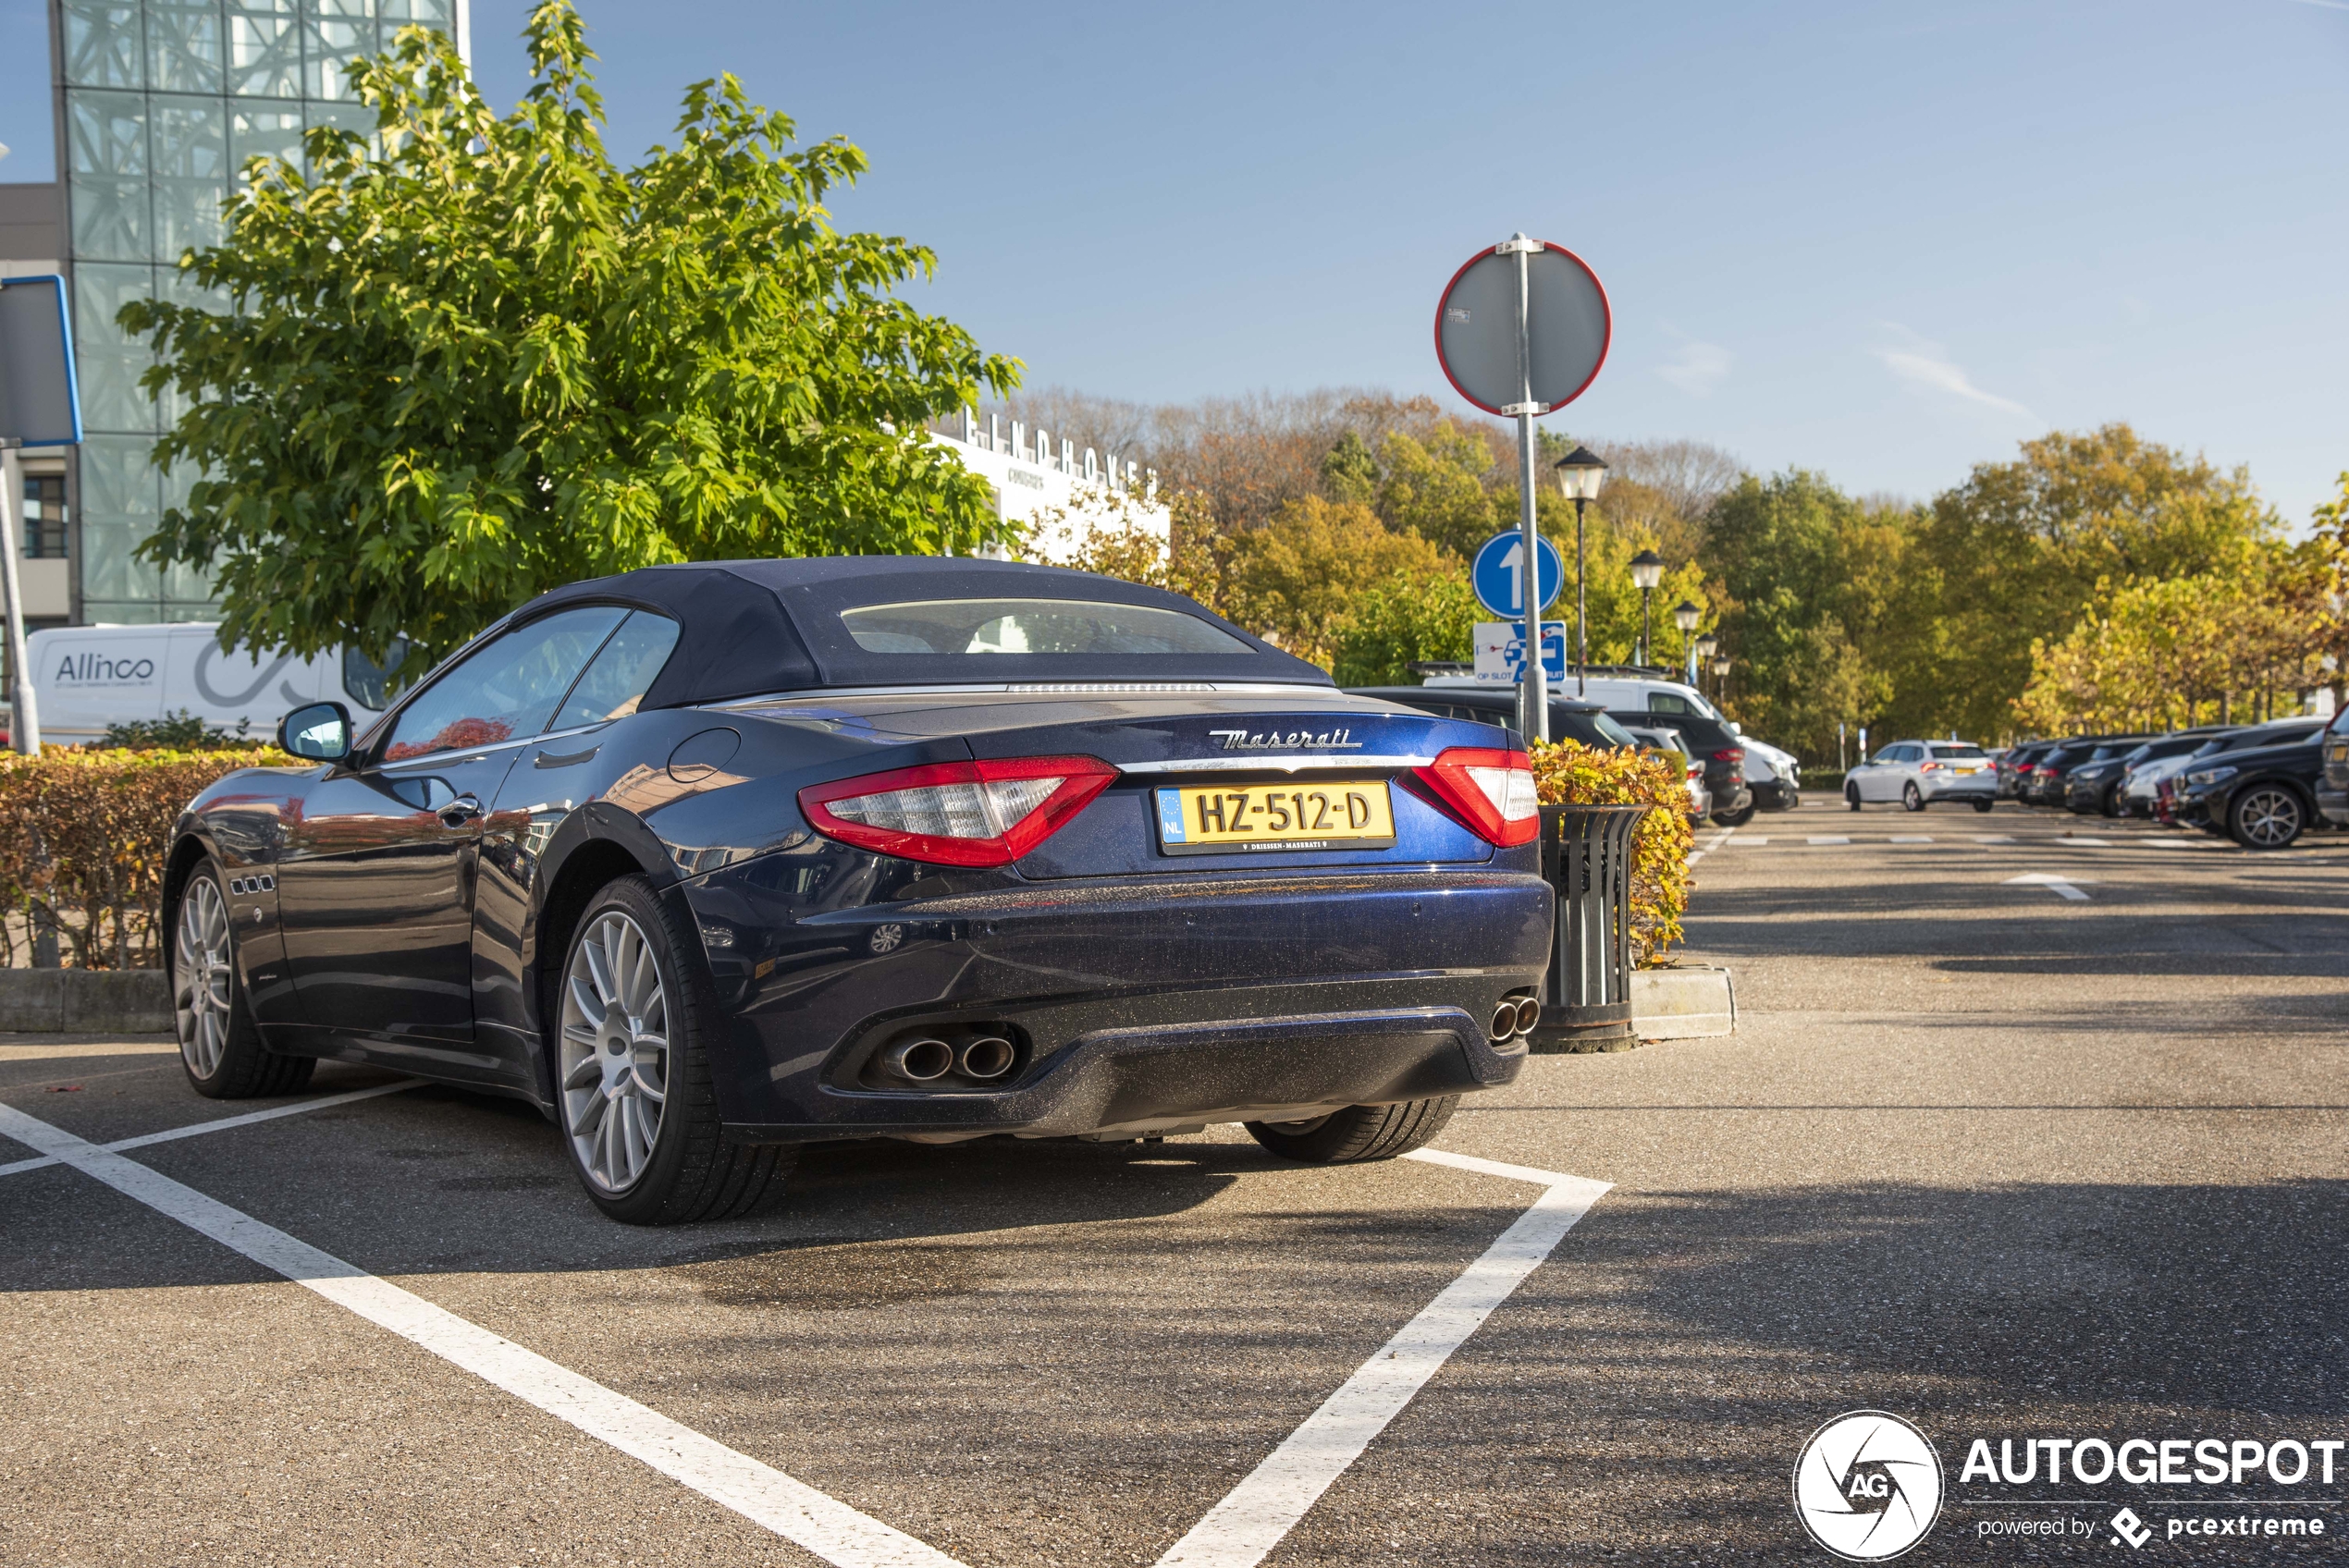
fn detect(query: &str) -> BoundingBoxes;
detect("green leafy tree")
[1910,424,2277,741]
[1319,431,1380,507]
[124,0,1019,676]
[1330,570,1482,686]
[1372,424,1497,558]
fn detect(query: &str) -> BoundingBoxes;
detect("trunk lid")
[728,687,1508,876]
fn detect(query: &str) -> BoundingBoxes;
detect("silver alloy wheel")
[2236,787,2301,849]
[559,909,670,1193]
[174,876,234,1078]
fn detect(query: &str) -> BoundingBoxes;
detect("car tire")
[1845,784,1862,812]
[1713,804,1757,827]
[1972,798,1995,815]
[555,875,795,1224]
[2098,784,2122,818]
[174,861,316,1100]
[1785,790,1801,810]
[1246,1096,1458,1163]
[1902,782,1926,813]
[2228,786,2306,851]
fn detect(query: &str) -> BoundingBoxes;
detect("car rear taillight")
[1922,762,1943,772]
[1408,747,1540,847]
[1712,748,1745,763]
[799,755,1119,867]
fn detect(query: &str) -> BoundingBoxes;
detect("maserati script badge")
[1206,728,1363,751]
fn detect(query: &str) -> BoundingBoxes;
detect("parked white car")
[1843,740,1997,812]
[28,623,403,744]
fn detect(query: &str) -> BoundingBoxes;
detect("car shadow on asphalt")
[1,1082,1532,1297]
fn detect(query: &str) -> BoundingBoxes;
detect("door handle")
[437,793,483,827]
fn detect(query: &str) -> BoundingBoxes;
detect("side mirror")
[279,701,352,763]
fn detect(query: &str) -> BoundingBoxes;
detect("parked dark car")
[165,559,1555,1224]
[2065,729,2222,817]
[2174,730,2332,849]
[1347,686,1640,753]
[1998,741,2049,800]
[1605,708,1754,826]
[2320,710,2349,829]
[2027,736,2147,805]
[2146,722,2329,822]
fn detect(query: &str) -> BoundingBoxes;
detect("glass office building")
[45,0,470,623]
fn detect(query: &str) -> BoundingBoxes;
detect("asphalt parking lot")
[5,798,2346,1565]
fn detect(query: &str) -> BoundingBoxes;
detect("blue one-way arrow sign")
[1470,531,1564,619]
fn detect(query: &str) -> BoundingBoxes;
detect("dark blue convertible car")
[166,558,1553,1223]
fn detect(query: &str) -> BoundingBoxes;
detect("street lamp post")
[1672,600,1701,684]
[1630,549,1664,668]
[1552,447,1608,696]
[1693,632,1718,694]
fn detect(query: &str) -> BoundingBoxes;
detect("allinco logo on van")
[52,650,159,685]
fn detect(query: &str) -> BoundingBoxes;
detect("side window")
[381,606,628,764]
[340,637,411,712]
[1871,748,1900,766]
[549,612,683,731]
[1647,692,1693,715]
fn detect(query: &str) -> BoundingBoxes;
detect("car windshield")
[1590,712,1639,747]
[840,598,1248,655]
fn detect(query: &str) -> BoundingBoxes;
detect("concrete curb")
[0,968,173,1035]
[1630,965,1736,1040]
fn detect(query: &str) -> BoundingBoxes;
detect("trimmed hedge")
[1529,740,1695,968]
[0,745,291,970]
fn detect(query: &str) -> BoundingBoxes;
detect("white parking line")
[1739,836,1767,846]
[2058,837,2111,848]
[0,1096,1614,1568]
[0,1101,966,1568]
[2005,873,2093,901]
[1888,835,1933,843]
[1158,1152,1611,1568]
[1806,835,1851,845]
[1687,827,1736,867]
[1974,835,2013,844]
[0,1079,422,1179]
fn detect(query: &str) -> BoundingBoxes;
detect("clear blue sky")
[6,0,2344,520]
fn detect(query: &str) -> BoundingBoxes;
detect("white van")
[1426,671,1732,723]
[27,623,404,744]
[1425,670,1802,778]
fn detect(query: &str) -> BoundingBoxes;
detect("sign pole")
[1507,238,1548,745]
[0,440,37,753]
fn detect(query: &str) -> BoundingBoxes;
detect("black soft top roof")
[512,557,1330,708]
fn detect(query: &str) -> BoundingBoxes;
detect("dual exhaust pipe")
[1490,995,1542,1040]
[882,1034,1016,1084]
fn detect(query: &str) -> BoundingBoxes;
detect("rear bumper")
[724,1006,1522,1142]
[1925,776,1996,800]
[2319,786,2349,828]
[676,861,1553,1140]
[1750,778,1800,811]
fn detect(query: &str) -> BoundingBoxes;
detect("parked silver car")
[1843,740,1997,812]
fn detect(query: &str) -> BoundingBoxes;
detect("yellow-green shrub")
[0,745,292,970]
[1528,740,1695,968]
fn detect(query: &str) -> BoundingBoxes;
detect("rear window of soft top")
[841,598,1248,656]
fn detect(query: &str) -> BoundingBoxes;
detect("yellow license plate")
[1154,780,1396,854]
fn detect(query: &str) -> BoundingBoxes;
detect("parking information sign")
[1470,531,1564,619]
[1473,621,1568,684]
